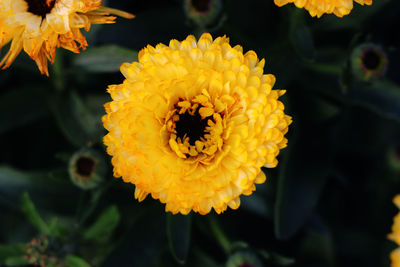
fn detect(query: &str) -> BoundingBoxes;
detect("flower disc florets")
[274,0,372,17]
[102,33,291,215]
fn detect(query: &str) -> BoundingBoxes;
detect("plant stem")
[303,62,342,75]
[208,215,230,255]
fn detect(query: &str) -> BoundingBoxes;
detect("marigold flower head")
[274,0,372,18]
[102,33,292,215]
[0,0,134,76]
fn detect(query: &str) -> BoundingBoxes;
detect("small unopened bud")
[184,0,223,28]
[24,236,59,267]
[69,148,106,190]
[351,43,388,82]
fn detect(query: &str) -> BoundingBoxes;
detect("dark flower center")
[175,107,211,145]
[191,0,211,12]
[362,49,381,70]
[24,0,57,18]
[76,156,95,176]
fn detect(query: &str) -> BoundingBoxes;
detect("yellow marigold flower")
[389,195,400,267]
[102,33,292,215]
[389,195,400,242]
[391,248,400,267]
[0,0,134,76]
[274,0,372,18]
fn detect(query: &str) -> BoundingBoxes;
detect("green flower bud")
[184,0,223,28]
[69,148,106,190]
[351,43,388,82]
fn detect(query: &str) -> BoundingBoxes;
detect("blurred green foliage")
[1,0,400,266]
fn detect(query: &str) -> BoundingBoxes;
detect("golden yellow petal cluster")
[0,0,133,76]
[389,195,400,267]
[391,248,400,267]
[102,33,292,215]
[274,0,372,17]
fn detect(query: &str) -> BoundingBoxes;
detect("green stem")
[76,180,112,226]
[303,62,342,75]
[208,216,230,255]
[51,50,65,91]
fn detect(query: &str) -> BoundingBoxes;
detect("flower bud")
[24,236,59,266]
[351,43,388,81]
[69,148,106,190]
[184,0,223,28]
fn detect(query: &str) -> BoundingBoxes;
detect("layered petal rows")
[274,0,372,17]
[0,0,133,75]
[102,33,292,215]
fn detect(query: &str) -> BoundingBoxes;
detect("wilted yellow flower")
[0,0,134,76]
[102,33,292,215]
[274,0,372,18]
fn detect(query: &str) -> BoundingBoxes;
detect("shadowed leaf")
[167,214,192,264]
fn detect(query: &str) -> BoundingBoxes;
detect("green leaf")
[50,91,104,147]
[0,243,25,262]
[274,122,333,239]
[270,252,295,266]
[4,256,29,266]
[290,22,315,61]
[207,215,230,254]
[48,218,60,237]
[0,166,75,209]
[257,249,295,266]
[0,86,47,134]
[229,241,249,252]
[297,227,334,266]
[65,255,91,267]
[241,193,272,219]
[192,248,222,267]
[0,167,40,193]
[20,192,49,235]
[167,213,192,264]
[73,45,138,73]
[347,80,400,122]
[83,205,120,242]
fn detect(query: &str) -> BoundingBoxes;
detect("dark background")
[1,0,400,266]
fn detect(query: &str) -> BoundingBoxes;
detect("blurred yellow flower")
[274,0,372,17]
[102,33,291,215]
[0,0,134,76]
[391,248,400,267]
[389,195,400,267]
